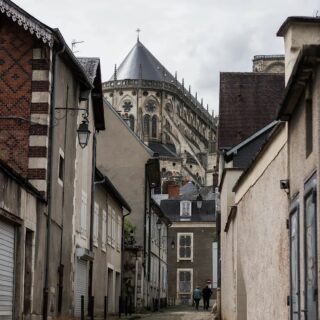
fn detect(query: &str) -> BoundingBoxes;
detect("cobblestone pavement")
[114,305,213,320]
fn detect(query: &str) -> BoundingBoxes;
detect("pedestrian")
[193,286,201,310]
[202,285,212,310]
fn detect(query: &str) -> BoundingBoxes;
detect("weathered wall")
[234,126,289,320]
[97,104,151,247]
[220,169,243,320]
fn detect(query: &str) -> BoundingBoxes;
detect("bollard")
[118,296,122,318]
[125,296,128,316]
[129,296,132,315]
[104,296,108,320]
[90,296,94,320]
[81,295,84,320]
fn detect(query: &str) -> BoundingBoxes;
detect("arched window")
[152,115,157,138]
[129,115,135,131]
[143,114,150,137]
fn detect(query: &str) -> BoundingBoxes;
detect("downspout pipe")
[121,208,132,299]
[43,43,66,320]
[88,130,97,314]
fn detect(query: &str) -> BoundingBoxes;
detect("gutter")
[43,43,66,320]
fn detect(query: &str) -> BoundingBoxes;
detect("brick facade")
[0,18,33,177]
[0,16,51,193]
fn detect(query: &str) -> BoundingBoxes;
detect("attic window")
[180,201,191,217]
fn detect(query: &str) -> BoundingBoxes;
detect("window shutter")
[80,191,87,235]
[102,210,107,250]
[93,203,99,246]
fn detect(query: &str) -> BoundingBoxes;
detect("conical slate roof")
[110,40,175,82]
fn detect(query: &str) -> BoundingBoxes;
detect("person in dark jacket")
[202,285,212,310]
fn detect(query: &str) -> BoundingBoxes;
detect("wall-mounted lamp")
[171,240,175,249]
[196,193,203,209]
[280,179,290,195]
[77,117,91,148]
[156,217,162,230]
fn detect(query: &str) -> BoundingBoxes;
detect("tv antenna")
[71,39,85,54]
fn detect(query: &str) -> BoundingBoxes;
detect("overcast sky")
[14,0,319,113]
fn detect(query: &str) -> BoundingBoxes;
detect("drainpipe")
[121,209,132,301]
[43,43,66,320]
[88,130,97,314]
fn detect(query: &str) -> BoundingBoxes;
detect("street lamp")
[196,193,203,209]
[77,117,91,148]
[156,218,162,311]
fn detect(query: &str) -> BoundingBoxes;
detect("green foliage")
[124,217,136,246]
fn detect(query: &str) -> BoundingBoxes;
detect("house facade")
[160,183,216,306]
[96,100,166,311]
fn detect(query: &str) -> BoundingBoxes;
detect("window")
[58,148,64,185]
[102,210,107,251]
[152,115,158,138]
[143,114,150,138]
[93,203,99,247]
[80,191,87,236]
[129,115,135,131]
[177,269,193,293]
[180,201,191,217]
[107,206,112,245]
[117,216,122,251]
[177,233,193,261]
[112,209,116,248]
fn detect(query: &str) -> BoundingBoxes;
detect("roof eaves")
[277,16,320,37]
[233,121,286,193]
[53,29,93,90]
[226,120,279,158]
[96,168,131,212]
[1,0,54,47]
[278,45,320,120]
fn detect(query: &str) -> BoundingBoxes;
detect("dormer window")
[180,201,191,217]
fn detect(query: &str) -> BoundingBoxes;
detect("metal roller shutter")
[74,259,88,316]
[0,220,15,320]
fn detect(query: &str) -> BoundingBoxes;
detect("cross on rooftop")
[136,28,141,41]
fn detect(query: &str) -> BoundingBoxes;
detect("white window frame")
[111,209,116,248]
[177,232,193,262]
[102,210,107,252]
[107,205,112,245]
[117,216,122,252]
[80,191,87,238]
[180,201,191,217]
[176,268,193,294]
[93,202,99,247]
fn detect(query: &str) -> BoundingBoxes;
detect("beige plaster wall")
[220,168,243,320]
[234,126,289,320]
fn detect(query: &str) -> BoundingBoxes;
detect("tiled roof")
[78,58,100,84]
[148,142,178,158]
[110,40,175,82]
[218,72,284,150]
[160,200,216,222]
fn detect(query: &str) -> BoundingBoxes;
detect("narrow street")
[117,306,214,320]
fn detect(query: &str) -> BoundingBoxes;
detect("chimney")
[277,16,320,84]
[168,184,180,199]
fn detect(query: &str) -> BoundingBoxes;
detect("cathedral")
[102,38,217,189]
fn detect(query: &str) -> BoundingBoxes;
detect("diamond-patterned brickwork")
[0,18,33,177]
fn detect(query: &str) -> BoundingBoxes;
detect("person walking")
[202,285,212,310]
[193,286,201,310]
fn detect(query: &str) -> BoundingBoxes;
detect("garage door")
[74,259,88,316]
[0,220,15,320]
